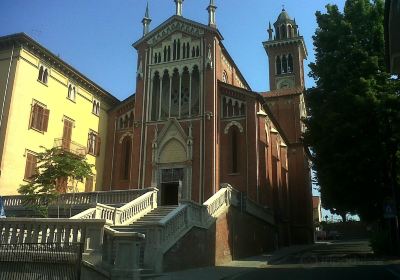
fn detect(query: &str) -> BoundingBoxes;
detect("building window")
[85,176,94,192]
[68,84,76,101]
[92,99,100,116]
[276,56,282,75]
[29,102,50,132]
[121,137,132,180]
[24,152,37,181]
[288,54,294,73]
[222,71,228,83]
[87,130,101,156]
[38,65,49,84]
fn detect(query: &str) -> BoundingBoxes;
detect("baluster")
[56,224,62,244]
[3,223,10,243]
[48,224,55,243]
[10,224,18,244]
[65,224,71,245]
[18,224,25,243]
[32,224,39,243]
[72,225,79,243]
[41,224,48,243]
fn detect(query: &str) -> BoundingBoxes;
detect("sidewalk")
[154,243,318,280]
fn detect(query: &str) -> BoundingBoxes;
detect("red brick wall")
[163,207,276,272]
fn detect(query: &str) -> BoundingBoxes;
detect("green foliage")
[18,147,93,217]
[304,0,400,221]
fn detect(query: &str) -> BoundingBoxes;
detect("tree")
[18,147,93,217]
[304,0,400,221]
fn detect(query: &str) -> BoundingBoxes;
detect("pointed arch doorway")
[160,168,184,205]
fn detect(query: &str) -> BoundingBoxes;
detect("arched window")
[168,46,171,61]
[181,67,190,117]
[170,69,180,117]
[154,53,158,64]
[222,97,227,117]
[164,46,167,62]
[186,43,190,58]
[129,111,134,127]
[192,46,195,58]
[196,46,200,57]
[288,25,293,38]
[182,43,186,59]
[68,85,76,100]
[151,72,160,121]
[276,56,282,75]
[161,70,170,119]
[222,71,228,83]
[280,25,286,39]
[227,99,233,117]
[233,101,239,116]
[120,137,132,180]
[119,118,123,129]
[276,28,280,40]
[282,55,288,73]
[240,103,245,116]
[191,66,200,116]
[158,53,161,63]
[231,127,239,173]
[43,69,48,84]
[173,40,177,60]
[288,54,293,73]
[124,115,128,128]
[38,66,44,81]
[68,85,72,99]
[177,39,181,60]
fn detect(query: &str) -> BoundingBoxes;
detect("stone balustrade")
[71,189,159,226]
[0,218,105,254]
[2,188,155,209]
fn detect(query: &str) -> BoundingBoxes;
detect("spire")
[268,21,273,40]
[175,0,184,16]
[142,2,152,36]
[207,0,217,28]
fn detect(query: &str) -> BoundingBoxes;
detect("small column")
[158,78,162,120]
[168,75,173,117]
[207,0,217,28]
[175,0,184,16]
[188,72,192,116]
[178,72,182,118]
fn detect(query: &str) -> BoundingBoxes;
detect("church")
[102,0,313,245]
[0,0,314,273]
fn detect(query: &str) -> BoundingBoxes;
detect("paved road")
[229,240,400,280]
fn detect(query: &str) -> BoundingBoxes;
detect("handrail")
[70,189,158,226]
[3,188,156,208]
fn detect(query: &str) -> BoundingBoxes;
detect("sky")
[1,0,348,220]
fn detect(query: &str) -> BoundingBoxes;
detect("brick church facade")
[102,1,313,245]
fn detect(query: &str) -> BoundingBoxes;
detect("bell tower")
[263,9,314,244]
[263,8,307,91]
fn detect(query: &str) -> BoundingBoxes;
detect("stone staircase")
[130,206,177,229]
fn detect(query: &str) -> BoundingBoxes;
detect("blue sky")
[0,0,345,99]
[1,0,347,219]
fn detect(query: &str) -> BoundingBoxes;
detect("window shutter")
[85,176,93,192]
[42,109,50,132]
[87,132,91,154]
[95,135,101,156]
[24,153,37,180]
[30,104,38,129]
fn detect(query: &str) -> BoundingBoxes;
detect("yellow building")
[0,33,119,195]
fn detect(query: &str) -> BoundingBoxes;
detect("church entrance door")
[160,168,184,206]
